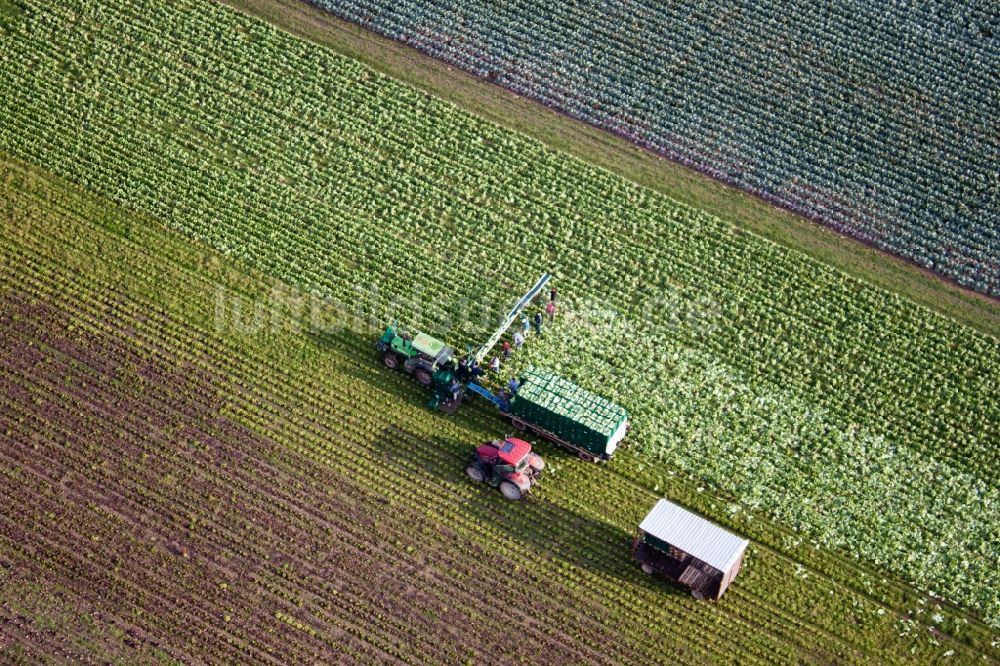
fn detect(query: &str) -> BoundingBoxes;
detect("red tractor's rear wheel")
[382,352,401,369]
[499,481,523,501]
[414,369,433,386]
[466,465,485,483]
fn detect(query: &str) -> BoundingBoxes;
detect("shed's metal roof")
[638,499,749,573]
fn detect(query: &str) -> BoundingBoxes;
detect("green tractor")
[375,320,454,388]
[374,272,551,414]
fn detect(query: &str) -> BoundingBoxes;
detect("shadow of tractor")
[370,424,687,599]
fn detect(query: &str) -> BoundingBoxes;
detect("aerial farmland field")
[0,0,998,663]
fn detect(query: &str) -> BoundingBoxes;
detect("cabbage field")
[3,151,996,664]
[311,0,1000,296]
[0,0,998,662]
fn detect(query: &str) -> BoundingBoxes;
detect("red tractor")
[466,437,544,501]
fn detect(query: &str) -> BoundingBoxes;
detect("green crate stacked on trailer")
[509,368,629,458]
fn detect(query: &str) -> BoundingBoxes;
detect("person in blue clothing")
[521,314,531,338]
[495,388,510,412]
[508,377,521,394]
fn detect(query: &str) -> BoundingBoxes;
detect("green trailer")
[505,368,629,462]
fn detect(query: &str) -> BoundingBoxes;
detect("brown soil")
[0,290,632,664]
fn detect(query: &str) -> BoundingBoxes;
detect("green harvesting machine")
[376,321,454,387]
[375,273,630,459]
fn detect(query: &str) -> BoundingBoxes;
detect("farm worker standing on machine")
[508,377,521,394]
[449,378,461,403]
[533,311,544,337]
[495,387,510,411]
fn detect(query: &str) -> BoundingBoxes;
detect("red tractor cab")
[466,437,544,500]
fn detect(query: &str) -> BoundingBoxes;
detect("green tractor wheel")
[414,369,433,386]
[382,352,401,369]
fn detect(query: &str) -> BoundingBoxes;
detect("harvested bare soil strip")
[0,292,623,665]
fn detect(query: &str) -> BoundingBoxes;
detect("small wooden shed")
[633,499,749,600]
